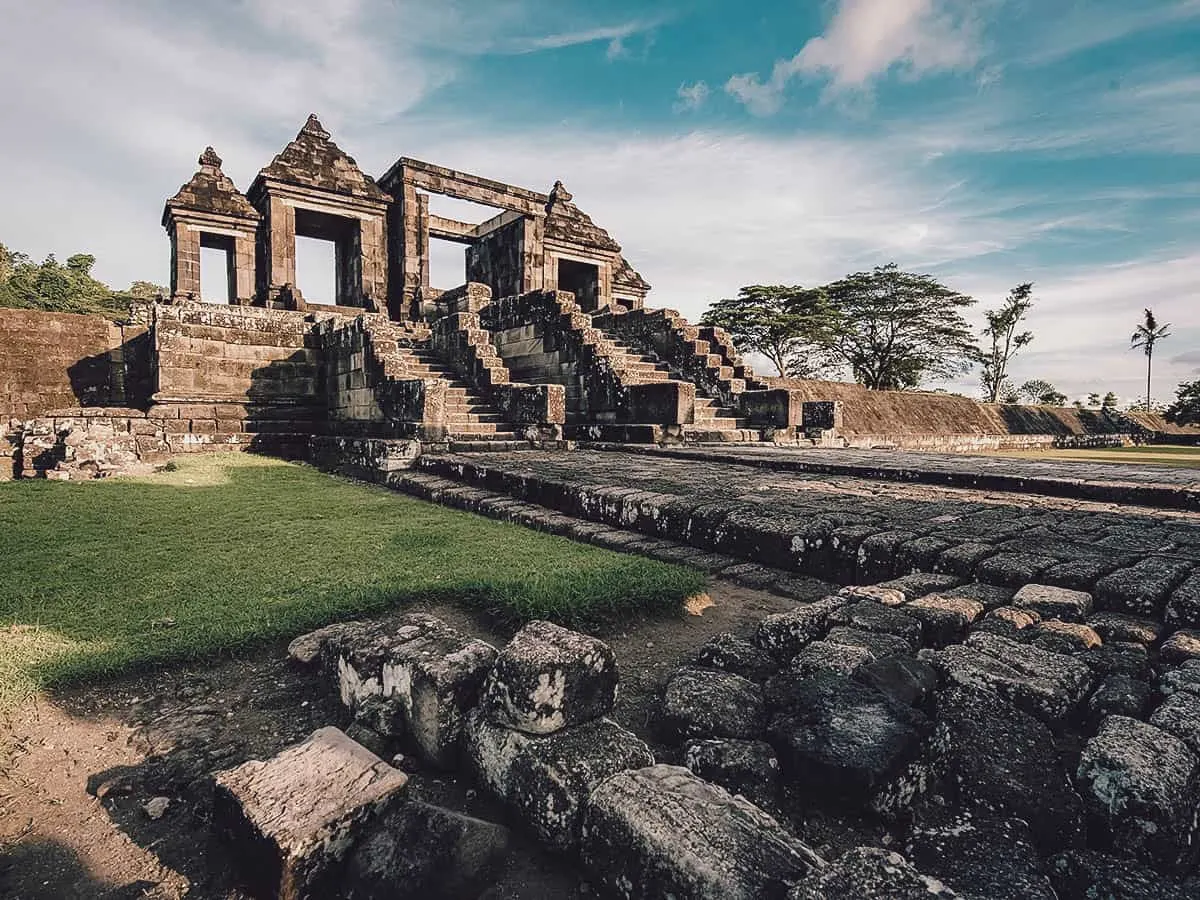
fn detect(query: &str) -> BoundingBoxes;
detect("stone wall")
[153,303,320,403]
[0,308,149,421]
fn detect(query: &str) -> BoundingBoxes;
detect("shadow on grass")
[0,457,704,703]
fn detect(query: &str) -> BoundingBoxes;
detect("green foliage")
[699,284,834,377]
[0,455,705,705]
[0,240,162,320]
[1101,391,1118,410]
[1018,379,1066,406]
[977,283,1034,403]
[818,263,977,390]
[1165,380,1200,426]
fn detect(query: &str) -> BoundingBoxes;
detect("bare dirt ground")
[0,578,826,899]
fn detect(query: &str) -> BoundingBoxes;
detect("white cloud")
[674,81,711,112]
[727,0,985,113]
[502,18,665,55]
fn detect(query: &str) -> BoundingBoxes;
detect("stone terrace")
[406,449,1200,625]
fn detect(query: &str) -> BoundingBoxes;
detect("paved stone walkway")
[588,445,1200,512]
[413,450,1200,625]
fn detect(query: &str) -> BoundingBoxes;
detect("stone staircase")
[602,337,759,441]
[403,346,528,449]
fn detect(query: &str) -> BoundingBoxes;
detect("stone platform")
[401,450,1200,626]
[588,445,1200,512]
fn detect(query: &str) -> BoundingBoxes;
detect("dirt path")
[0,579,817,899]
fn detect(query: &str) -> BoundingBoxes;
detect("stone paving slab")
[414,451,1200,623]
[587,445,1200,512]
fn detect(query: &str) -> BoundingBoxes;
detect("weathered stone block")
[1094,558,1192,617]
[1088,674,1152,723]
[690,631,777,683]
[481,620,616,735]
[582,764,822,900]
[1161,629,1200,664]
[757,596,844,660]
[931,686,1085,853]
[1165,572,1200,629]
[904,594,984,647]
[1013,583,1093,622]
[331,614,497,767]
[663,666,765,741]
[464,710,653,851]
[828,600,922,646]
[976,552,1058,587]
[906,810,1056,900]
[1029,620,1102,654]
[211,727,408,900]
[340,800,510,900]
[854,655,939,708]
[1085,610,1162,644]
[683,738,779,808]
[1076,715,1200,873]
[767,671,931,817]
[825,625,913,659]
[789,847,958,899]
[1048,850,1196,900]
[923,633,1092,725]
[786,639,875,678]
[837,584,906,606]
[1149,690,1200,754]
[1160,659,1200,697]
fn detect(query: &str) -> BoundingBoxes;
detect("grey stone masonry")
[211,727,408,900]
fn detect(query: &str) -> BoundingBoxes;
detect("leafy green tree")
[1087,392,1101,407]
[700,285,834,377]
[1165,380,1200,426]
[999,384,1020,404]
[1018,379,1066,405]
[816,263,977,389]
[1131,308,1171,411]
[0,241,142,318]
[1101,391,1118,410]
[977,283,1034,403]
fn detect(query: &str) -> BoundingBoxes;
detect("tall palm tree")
[1131,308,1171,411]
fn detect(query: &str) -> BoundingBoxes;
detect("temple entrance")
[557,258,600,311]
[294,208,363,307]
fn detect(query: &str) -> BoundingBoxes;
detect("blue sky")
[1,0,1197,402]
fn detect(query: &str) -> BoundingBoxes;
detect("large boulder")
[582,764,823,900]
[211,727,408,899]
[480,620,617,735]
[930,687,1085,853]
[340,801,510,899]
[767,671,931,818]
[789,847,958,899]
[1075,715,1200,873]
[463,710,653,852]
[663,667,765,742]
[329,614,497,766]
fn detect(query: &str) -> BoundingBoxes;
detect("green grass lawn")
[0,454,705,708]
[989,444,1200,469]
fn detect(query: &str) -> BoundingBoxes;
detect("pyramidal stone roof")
[543,180,621,253]
[257,114,388,203]
[164,147,260,222]
[614,256,651,292]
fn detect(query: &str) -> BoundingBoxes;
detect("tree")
[125,280,166,300]
[977,283,1035,403]
[999,384,1020,404]
[816,263,977,390]
[699,285,834,377]
[1131,308,1171,411]
[0,241,138,318]
[1087,392,1101,407]
[1165,380,1200,426]
[1019,379,1066,405]
[1101,391,1118,410]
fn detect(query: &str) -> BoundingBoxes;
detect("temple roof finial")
[198,146,223,169]
[548,180,573,205]
[301,113,330,140]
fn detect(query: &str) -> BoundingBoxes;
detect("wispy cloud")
[1020,0,1200,66]
[502,17,666,55]
[727,0,986,113]
[674,81,710,112]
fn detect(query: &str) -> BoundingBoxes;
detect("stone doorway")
[557,258,600,311]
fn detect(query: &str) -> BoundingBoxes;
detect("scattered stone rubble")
[208,579,1200,898]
